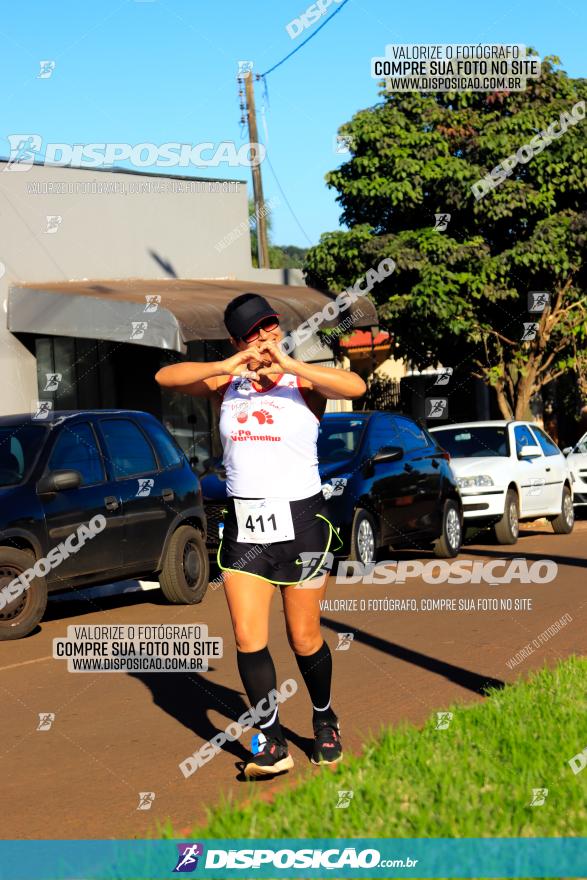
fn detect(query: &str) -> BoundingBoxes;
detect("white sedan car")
[563,432,587,509]
[429,420,574,544]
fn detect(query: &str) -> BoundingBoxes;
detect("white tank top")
[218,372,322,500]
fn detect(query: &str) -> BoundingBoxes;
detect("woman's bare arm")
[154,346,264,399]
[290,360,366,400]
[155,361,227,399]
[256,341,367,400]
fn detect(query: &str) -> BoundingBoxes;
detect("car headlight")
[457,475,495,488]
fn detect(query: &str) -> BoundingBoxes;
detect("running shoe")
[244,732,294,778]
[311,718,343,765]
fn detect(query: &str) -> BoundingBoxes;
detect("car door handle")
[104,495,119,511]
[162,488,174,502]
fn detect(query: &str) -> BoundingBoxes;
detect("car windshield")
[432,426,509,458]
[318,418,367,462]
[0,423,49,486]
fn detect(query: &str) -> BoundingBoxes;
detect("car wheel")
[0,548,48,641]
[433,499,462,558]
[551,485,575,534]
[349,509,377,565]
[494,489,520,545]
[159,526,209,604]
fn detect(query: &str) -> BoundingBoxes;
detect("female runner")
[155,293,366,777]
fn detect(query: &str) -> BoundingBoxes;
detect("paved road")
[1,522,586,839]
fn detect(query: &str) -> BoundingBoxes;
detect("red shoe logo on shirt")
[252,409,274,425]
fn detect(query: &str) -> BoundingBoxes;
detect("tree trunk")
[494,382,513,419]
[514,365,539,421]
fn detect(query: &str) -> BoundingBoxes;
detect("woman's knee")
[232,621,268,653]
[286,625,322,656]
[223,573,273,652]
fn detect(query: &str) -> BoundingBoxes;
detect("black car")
[318,412,462,562]
[0,410,209,640]
[201,411,463,564]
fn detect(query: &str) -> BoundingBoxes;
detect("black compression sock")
[294,641,337,724]
[236,646,285,743]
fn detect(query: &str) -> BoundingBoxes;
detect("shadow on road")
[43,587,167,624]
[42,586,316,770]
[129,668,251,765]
[127,671,315,778]
[462,546,587,570]
[320,617,505,695]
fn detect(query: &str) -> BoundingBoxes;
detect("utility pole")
[243,68,270,269]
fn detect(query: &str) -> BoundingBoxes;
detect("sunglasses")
[242,317,279,344]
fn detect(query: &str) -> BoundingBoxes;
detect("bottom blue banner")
[0,838,585,879]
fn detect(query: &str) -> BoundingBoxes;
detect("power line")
[259,0,352,78]
[245,2,354,250]
[264,150,314,247]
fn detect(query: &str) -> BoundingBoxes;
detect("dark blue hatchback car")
[0,410,209,640]
[202,411,462,565]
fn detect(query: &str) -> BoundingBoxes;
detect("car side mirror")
[562,447,573,456]
[36,469,82,495]
[373,445,403,464]
[518,445,541,459]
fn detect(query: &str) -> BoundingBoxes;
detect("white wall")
[376,356,407,381]
[0,162,254,415]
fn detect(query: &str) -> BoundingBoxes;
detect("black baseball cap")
[224,293,280,340]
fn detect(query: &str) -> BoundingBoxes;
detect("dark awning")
[7,277,378,353]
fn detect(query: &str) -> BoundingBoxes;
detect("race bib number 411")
[234,498,295,544]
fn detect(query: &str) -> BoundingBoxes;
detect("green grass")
[160,656,587,839]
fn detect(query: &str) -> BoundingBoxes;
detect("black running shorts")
[217,492,341,585]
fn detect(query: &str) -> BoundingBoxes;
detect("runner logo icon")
[336,790,354,808]
[173,843,204,872]
[137,792,155,810]
[136,478,154,497]
[37,713,55,731]
[435,711,453,730]
[336,632,354,651]
[529,788,549,806]
[296,551,334,584]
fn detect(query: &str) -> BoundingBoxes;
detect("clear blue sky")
[1,0,585,248]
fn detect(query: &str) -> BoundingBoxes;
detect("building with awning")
[339,328,393,375]
[0,159,377,465]
[8,276,372,353]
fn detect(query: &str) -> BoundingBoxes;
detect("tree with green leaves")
[304,55,587,419]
